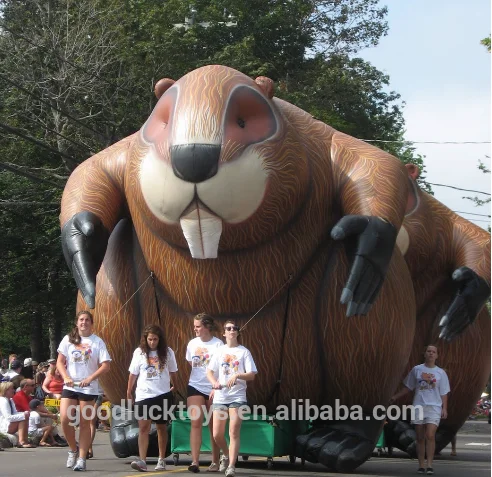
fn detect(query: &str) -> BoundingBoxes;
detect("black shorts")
[61,389,98,402]
[187,385,210,401]
[134,391,174,424]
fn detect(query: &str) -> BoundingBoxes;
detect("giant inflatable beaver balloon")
[386,164,491,455]
[60,65,490,472]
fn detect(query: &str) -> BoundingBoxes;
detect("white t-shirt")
[3,370,18,379]
[57,334,112,395]
[28,410,41,433]
[0,397,25,434]
[404,364,450,413]
[186,336,223,395]
[129,347,178,402]
[207,345,257,404]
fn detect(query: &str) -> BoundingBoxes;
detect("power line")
[454,211,491,218]
[428,182,491,196]
[0,72,110,142]
[467,219,490,223]
[0,22,151,105]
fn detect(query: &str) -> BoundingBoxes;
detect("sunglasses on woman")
[224,326,239,331]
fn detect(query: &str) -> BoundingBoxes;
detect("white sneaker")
[66,449,79,468]
[130,459,148,472]
[219,455,229,472]
[155,458,166,470]
[72,457,86,471]
[225,466,236,477]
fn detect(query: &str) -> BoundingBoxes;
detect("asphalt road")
[1,421,489,477]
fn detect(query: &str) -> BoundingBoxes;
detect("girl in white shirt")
[391,344,450,475]
[0,381,33,447]
[127,324,178,472]
[186,313,223,473]
[57,310,112,471]
[207,320,257,477]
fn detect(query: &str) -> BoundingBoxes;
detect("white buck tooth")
[180,208,222,259]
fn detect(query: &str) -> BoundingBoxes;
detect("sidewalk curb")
[460,420,491,434]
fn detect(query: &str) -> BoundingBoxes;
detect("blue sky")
[358,0,491,229]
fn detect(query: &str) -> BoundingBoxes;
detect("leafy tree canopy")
[0,0,428,357]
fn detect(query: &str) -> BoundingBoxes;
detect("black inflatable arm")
[331,215,398,317]
[61,211,109,308]
[439,266,490,341]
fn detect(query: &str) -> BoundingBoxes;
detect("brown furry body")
[61,66,416,416]
[61,66,492,469]
[396,178,491,440]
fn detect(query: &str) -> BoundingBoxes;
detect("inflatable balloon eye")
[142,86,177,145]
[223,85,278,147]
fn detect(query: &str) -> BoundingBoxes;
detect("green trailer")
[374,428,393,457]
[171,411,307,469]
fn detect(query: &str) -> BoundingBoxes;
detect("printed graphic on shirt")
[71,343,92,364]
[419,372,437,390]
[191,347,212,368]
[146,356,163,379]
[221,354,239,377]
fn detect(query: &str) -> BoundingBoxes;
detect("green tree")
[0,0,428,358]
[481,34,491,52]
[463,158,491,207]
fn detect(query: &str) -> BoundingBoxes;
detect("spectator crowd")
[0,353,68,448]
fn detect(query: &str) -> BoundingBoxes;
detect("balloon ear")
[154,78,175,99]
[405,163,420,180]
[255,76,274,99]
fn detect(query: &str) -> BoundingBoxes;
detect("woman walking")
[391,344,450,475]
[57,310,111,471]
[186,313,223,472]
[207,320,257,477]
[127,324,178,472]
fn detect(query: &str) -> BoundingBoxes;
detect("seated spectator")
[0,381,34,447]
[8,354,17,367]
[0,359,8,375]
[98,394,111,431]
[23,359,34,379]
[37,361,50,385]
[28,399,56,446]
[34,366,47,400]
[47,358,56,373]
[43,362,64,399]
[31,361,39,375]
[12,379,34,412]
[4,359,24,391]
[35,363,46,388]
[4,359,21,380]
[15,378,67,447]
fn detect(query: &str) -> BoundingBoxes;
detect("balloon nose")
[170,144,220,183]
